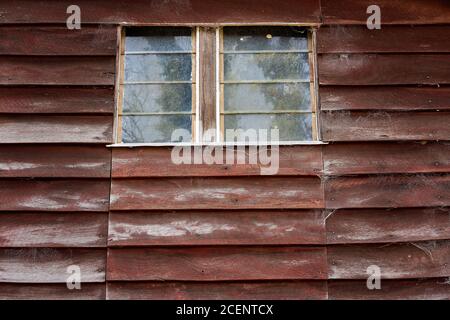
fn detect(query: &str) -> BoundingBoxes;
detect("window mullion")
[198,27,217,143]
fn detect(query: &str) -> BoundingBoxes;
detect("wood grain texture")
[112,146,322,177]
[108,247,327,281]
[323,142,450,175]
[107,281,328,300]
[0,145,111,178]
[326,208,450,244]
[328,241,450,279]
[0,213,108,247]
[0,179,110,211]
[109,210,325,246]
[0,248,106,283]
[321,111,450,141]
[320,86,450,111]
[0,25,116,55]
[0,283,106,300]
[329,279,450,300]
[0,56,115,85]
[0,0,321,24]
[317,25,450,53]
[0,116,112,143]
[319,54,450,85]
[0,87,114,114]
[110,177,324,210]
[321,0,450,25]
[325,174,450,209]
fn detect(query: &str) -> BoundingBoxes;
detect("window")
[115,26,319,144]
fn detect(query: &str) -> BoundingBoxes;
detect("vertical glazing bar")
[195,27,201,143]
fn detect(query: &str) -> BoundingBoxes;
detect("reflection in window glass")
[123,84,192,113]
[222,27,315,142]
[224,114,312,142]
[119,27,194,143]
[122,115,192,143]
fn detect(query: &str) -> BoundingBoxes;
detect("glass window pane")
[224,83,311,112]
[124,54,192,82]
[224,27,308,51]
[224,114,312,142]
[121,115,192,143]
[224,53,309,81]
[125,28,192,52]
[123,84,192,113]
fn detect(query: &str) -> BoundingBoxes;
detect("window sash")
[115,26,319,144]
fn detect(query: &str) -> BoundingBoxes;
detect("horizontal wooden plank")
[0,25,116,55]
[0,87,114,114]
[319,54,450,85]
[0,116,112,143]
[323,142,450,175]
[109,210,325,246]
[0,179,110,211]
[108,247,327,281]
[318,26,450,53]
[329,279,450,300]
[0,0,321,24]
[0,248,105,283]
[327,208,450,244]
[112,146,322,177]
[0,213,108,247]
[110,177,324,210]
[320,86,450,111]
[321,111,450,141]
[321,0,450,25]
[0,145,111,178]
[328,241,450,279]
[325,174,450,209]
[107,281,327,300]
[0,283,105,300]
[0,56,115,85]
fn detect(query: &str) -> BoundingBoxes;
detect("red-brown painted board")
[325,174,450,209]
[323,142,450,175]
[317,26,450,53]
[0,248,105,283]
[326,208,450,244]
[110,177,324,210]
[107,281,327,300]
[0,213,108,247]
[320,86,450,111]
[329,279,450,300]
[319,54,450,85]
[0,145,111,178]
[108,247,327,281]
[0,116,112,143]
[328,241,450,279]
[109,210,325,246]
[0,87,114,114]
[0,25,116,55]
[321,0,450,25]
[0,0,321,24]
[321,111,450,141]
[0,56,115,85]
[112,146,322,177]
[0,283,105,300]
[0,179,110,211]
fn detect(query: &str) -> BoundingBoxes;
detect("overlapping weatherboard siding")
[0,24,116,299]
[0,0,449,300]
[317,16,450,299]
